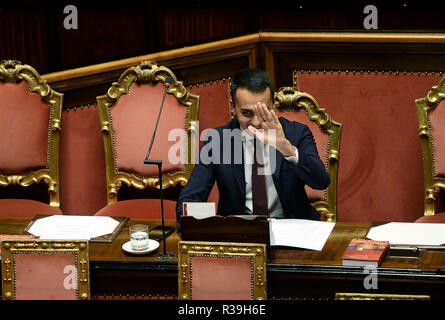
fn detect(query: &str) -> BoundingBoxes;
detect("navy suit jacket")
[176,117,330,221]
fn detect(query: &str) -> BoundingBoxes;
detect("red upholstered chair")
[0,60,63,217]
[274,86,342,222]
[95,61,199,220]
[187,80,232,206]
[415,76,445,222]
[178,241,267,300]
[1,239,90,300]
[59,105,108,215]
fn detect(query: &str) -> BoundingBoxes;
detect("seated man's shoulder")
[278,116,308,131]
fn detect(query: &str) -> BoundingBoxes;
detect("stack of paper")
[27,215,120,240]
[269,219,335,251]
[366,222,445,246]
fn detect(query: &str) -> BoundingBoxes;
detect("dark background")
[1,0,445,75]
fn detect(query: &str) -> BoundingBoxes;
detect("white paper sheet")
[366,222,445,246]
[27,215,120,240]
[269,219,336,251]
[183,202,216,219]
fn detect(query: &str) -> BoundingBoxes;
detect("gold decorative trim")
[1,239,90,300]
[63,103,97,112]
[415,76,445,216]
[186,77,232,125]
[294,70,443,86]
[275,82,342,222]
[178,241,267,300]
[97,61,199,204]
[0,60,62,206]
[335,292,430,300]
[186,78,231,89]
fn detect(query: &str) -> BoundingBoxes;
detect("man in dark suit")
[176,68,330,222]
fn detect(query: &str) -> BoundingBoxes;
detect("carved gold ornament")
[97,61,199,204]
[275,81,342,222]
[415,76,445,216]
[0,60,63,207]
[178,241,267,300]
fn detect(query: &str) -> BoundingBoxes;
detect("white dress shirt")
[242,130,299,218]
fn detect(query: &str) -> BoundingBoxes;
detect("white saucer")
[122,239,159,255]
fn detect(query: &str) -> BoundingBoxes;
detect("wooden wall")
[35,32,445,109]
[2,1,445,79]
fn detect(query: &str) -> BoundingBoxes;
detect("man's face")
[232,87,273,130]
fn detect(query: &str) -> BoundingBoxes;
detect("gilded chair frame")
[1,239,90,300]
[275,84,342,222]
[416,76,445,216]
[97,61,199,204]
[178,240,267,300]
[0,60,62,207]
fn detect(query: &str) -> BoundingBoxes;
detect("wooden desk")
[2,218,445,300]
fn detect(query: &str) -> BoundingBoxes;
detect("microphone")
[143,75,175,260]
[144,76,174,164]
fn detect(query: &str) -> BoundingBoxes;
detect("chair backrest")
[1,239,90,300]
[187,79,232,205]
[0,60,62,206]
[274,86,342,222]
[416,76,445,216]
[97,61,199,204]
[178,240,267,300]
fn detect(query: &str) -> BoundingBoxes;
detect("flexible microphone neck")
[144,76,174,162]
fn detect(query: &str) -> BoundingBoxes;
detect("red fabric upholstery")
[429,100,445,177]
[415,212,445,223]
[190,255,253,300]
[94,198,177,220]
[0,198,62,218]
[297,72,443,222]
[0,82,49,174]
[111,83,187,177]
[188,81,231,149]
[14,253,77,300]
[59,106,107,215]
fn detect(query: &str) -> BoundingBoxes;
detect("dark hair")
[230,68,274,104]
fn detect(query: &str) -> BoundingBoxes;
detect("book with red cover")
[342,238,390,267]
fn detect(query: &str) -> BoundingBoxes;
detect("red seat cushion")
[415,212,445,223]
[94,198,177,220]
[0,199,62,218]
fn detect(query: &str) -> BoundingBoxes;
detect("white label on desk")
[183,202,216,219]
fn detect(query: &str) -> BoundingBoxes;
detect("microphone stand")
[144,76,175,261]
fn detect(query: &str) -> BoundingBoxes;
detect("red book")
[342,238,390,267]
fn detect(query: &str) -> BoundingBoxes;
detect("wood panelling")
[2,2,445,76]
[38,32,445,108]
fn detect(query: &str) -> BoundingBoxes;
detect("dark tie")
[252,139,269,215]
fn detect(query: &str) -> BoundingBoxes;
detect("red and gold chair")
[178,241,267,300]
[415,76,445,222]
[0,60,63,217]
[273,85,342,222]
[187,79,232,206]
[95,61,199,219]
[1,239,90,300]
